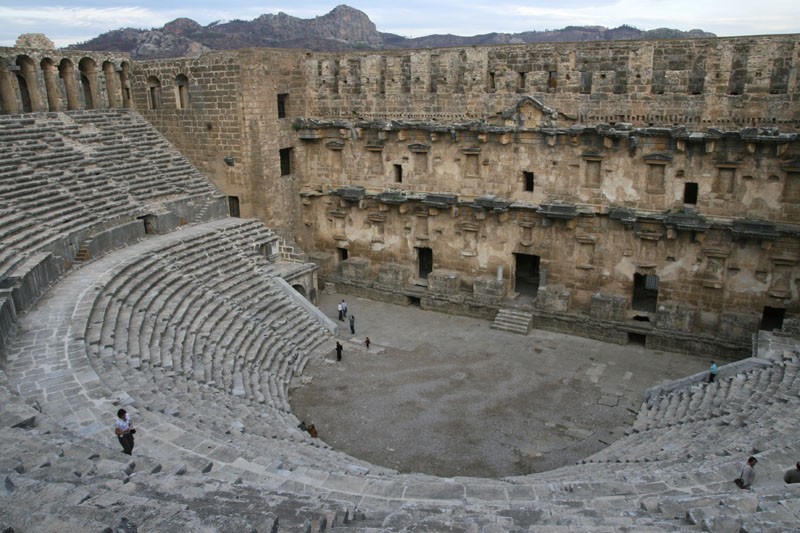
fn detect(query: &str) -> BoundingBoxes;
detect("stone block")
[427,269,460,295]
[473,275,505,302]
[535,285,570,313]
[589,293,628,321]
[654,302,696,332]
[339,257,373,284]
[376,263,412,289]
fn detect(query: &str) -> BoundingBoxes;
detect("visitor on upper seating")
[708,361,718,383]
[735,456,757,489]
[784,462,800,484]
[114,408,135,456]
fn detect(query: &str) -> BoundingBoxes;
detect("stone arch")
[146,75,162,109]
[292,284,307,298]
[119,61,132,108]
[58,58,79,110]
[78,57,99,109]
[102,61,119,108]
[15,55,43,112]
[174,73,189,109]
[40,57,61,111]
[0,58,18,114]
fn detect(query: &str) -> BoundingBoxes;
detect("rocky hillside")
[69,4,715,59]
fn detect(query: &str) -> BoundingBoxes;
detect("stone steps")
[490,307,533,334]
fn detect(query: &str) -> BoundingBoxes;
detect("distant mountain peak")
[69,4,716,59]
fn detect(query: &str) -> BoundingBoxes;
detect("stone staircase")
[491,306,533,334]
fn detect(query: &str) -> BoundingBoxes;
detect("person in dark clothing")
[349,314,355,334]
[335,341,343,361]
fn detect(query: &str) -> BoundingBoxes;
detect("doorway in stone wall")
[632,273,659,313]
[228,196,240,217]
[417,247,432,281]
[514,253,540,298]
[760,306,785,331]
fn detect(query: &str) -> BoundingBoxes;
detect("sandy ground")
[289,293,710,478]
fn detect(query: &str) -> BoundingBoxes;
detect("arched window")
[119,62,132,108]
[15,55,42,112]
[59,58,78,110]
[147,75,162,110]
[174,73,189,109]
[78,57,98,109]
[41,57,61,111]
[0,59,18,114]
[102,61,118,108]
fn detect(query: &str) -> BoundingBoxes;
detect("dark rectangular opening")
[627,332,647,346]
[279,147,292,176]
[409,296,421,307]
[523,171,534,192]
[393,163,403,183]
[417,247,433,279]
[632,273,658,313]
[514,253,540,297]
[338,247,348,261]
[277,93,288,118]
[228,195,240,217]
[760,306,785,331]
[684,182,698,204]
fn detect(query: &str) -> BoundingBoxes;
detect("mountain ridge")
[69,4,716,59]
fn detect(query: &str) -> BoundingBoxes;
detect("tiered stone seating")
[0,110,224,282]
[2,111,800,532]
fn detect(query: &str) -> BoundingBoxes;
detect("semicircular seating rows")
[1,110,799,531]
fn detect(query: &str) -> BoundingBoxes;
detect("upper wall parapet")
[303,35,800,129]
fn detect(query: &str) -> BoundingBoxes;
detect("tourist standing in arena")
[349,314,355,334]
[114,409,135,455]
[336,341,343,361]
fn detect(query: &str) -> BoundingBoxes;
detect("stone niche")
[473,275,506,304]
[428,269,461,295]
[654,302,697,332]
[375,263,412,290]
[589,293,628,322]
[339,257,373,286]
[535,284,571,313]
[719,312,761,343]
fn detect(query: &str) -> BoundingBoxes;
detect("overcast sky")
[1,1,799,48]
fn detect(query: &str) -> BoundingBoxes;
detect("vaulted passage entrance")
[632,273,659,313]
[417,247,432,280]
[514,253,540,297]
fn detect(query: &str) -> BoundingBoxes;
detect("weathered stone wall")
[303,37,800,128]
[131,49,308,235]
[4,35,799,356]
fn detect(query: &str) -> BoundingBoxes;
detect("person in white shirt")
[114,408,135,455]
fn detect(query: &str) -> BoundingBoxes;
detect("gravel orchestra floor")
[290,292,711,478]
